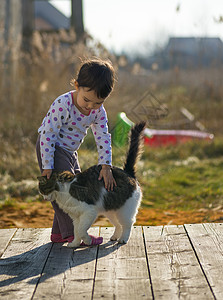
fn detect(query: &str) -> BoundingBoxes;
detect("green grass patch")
[139,157,223,211]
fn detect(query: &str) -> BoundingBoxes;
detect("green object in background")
[113,112,134,147]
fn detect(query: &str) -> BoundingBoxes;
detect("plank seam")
[204,223,223,255]
[91,226,101,300]
[0,228,18,258]
[30,241,54,300]
[184,224,217,300]
[142,226,155,300]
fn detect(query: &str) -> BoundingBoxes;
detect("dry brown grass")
[107,67,223,134]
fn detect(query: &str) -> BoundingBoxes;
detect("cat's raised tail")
[123,121,146,178]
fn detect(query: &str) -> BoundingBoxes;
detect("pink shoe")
[51,233,103,245]
[86,235,103,246]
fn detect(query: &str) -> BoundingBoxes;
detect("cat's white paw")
[67,240,81,248]
[82,235,91,245]
[110,235,118,241]
[118,239,127,244]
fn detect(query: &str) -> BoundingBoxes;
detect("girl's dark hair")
[74,59,115,99]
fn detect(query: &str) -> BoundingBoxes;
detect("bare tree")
[0,0,22,103]
[71,0,84,40]
[22,0,34,51]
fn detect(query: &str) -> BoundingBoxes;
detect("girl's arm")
[91,106,116,191]
[91,106,112,166]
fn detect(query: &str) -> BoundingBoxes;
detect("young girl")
[36,58,116,245]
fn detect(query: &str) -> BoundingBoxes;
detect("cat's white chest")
[55,182,92,217]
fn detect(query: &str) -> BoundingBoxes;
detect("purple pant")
[36,135,81,238]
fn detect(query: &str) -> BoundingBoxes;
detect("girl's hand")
[98,165,117,191]
[42,169,52,179]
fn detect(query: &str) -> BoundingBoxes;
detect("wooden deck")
[0,224,223,299]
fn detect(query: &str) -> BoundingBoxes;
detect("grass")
[1,135,223,214]
[136,139,223,211]
[140,157,223,211]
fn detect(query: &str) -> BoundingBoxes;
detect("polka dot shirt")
[38,91,112,170]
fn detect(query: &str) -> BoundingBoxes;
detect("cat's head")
[37,172,59,196]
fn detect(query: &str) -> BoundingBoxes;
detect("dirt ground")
[0,200,223,229]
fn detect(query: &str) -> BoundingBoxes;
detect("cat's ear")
[69,183,88,201]
[37,176,47,184]
[51,172,58,180]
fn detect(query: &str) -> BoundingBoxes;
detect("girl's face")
[74,81,105,115]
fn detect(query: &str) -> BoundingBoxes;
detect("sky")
[50,0,223,55]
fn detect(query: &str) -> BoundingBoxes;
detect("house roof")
[34,1,70,30]
[166,37,223,57]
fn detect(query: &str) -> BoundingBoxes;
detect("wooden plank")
[0,228,52,300]
[0,228,17,257]
[93,226,152,299]
[143,225,214,300]
[32,227,100,300]
[185,223,223,299]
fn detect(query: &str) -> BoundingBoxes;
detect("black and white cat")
[38,122,146,247]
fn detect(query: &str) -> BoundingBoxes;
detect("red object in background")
[144,129,214,147]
